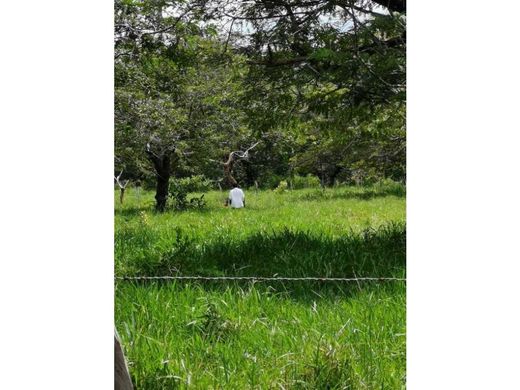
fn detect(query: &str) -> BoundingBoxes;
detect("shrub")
[169,185,189,211]
[169,179,207,211]
[189,194,206,209]
[258,173,285,189]
[176,175,214,193]
[291,174,321,189]
[274,180,289,193]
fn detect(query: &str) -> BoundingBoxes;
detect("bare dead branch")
[230,141,261,159]
[115,170,130,189]
[222,141,261,189]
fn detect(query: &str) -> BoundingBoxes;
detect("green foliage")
[188,194,207,209]
[175,175,213,193]
[258,172,285,189]
[375,178,406,198]
[115,0,254,183]
[273,180,289,193]
[291,174,321,189]
[114,0,406,187]
[169,180,207,211]
[169,185,190,211]
[187,300,239,343]
[300,181,406,202]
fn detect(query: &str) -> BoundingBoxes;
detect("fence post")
[115,331,133,390]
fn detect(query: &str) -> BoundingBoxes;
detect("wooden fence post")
[115,332,133,390]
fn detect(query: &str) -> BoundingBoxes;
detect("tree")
[115,0,256,209]
[196,0,406,182]
[114,0,407,201]
[145,137,175,211]
[114,170,130,205]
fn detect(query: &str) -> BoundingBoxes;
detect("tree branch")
[369,0,406,13]
[247,31,404,67]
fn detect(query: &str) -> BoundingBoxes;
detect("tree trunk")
[155,169,170,212]
[223,161,238,189]
[221,143,259,189]
[328,166,342,187]
[119,188,126,205]
[146,150,172,212]
[223,154,238,189]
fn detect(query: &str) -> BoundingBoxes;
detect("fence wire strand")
[115,275,405,282]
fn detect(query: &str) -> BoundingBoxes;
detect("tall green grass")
[116,282,405,389]
[115,187,406,389]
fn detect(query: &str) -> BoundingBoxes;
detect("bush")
[258,173,285,189]
[169,179,207,211]
[274,180,289,193]
[189,194,206,209]
[176,175,214,193]
[169,185,189,211]
[291,174,321,189]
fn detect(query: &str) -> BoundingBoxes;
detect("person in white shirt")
[228,186,245,208]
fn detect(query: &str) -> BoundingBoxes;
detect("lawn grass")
[115,185,406,389]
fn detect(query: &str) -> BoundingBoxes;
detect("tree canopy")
[114,0,406,207]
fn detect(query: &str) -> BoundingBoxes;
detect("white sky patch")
[155,1,393,50]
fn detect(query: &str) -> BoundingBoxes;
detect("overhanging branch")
[370,0,406,13]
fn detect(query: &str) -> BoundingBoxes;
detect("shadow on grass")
[117,277,405,303]
[116,223,405,299]
[115,205,221,218]
[298,187,406,202]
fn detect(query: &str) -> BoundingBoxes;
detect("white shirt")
[229,187,245,208]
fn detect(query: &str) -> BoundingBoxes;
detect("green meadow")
[115,185,406,389]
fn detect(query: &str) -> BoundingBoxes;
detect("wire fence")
[115,275,406,282]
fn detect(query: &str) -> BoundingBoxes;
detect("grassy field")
[115,185,406,389]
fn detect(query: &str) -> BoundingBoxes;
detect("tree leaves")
[115,0,406,185]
